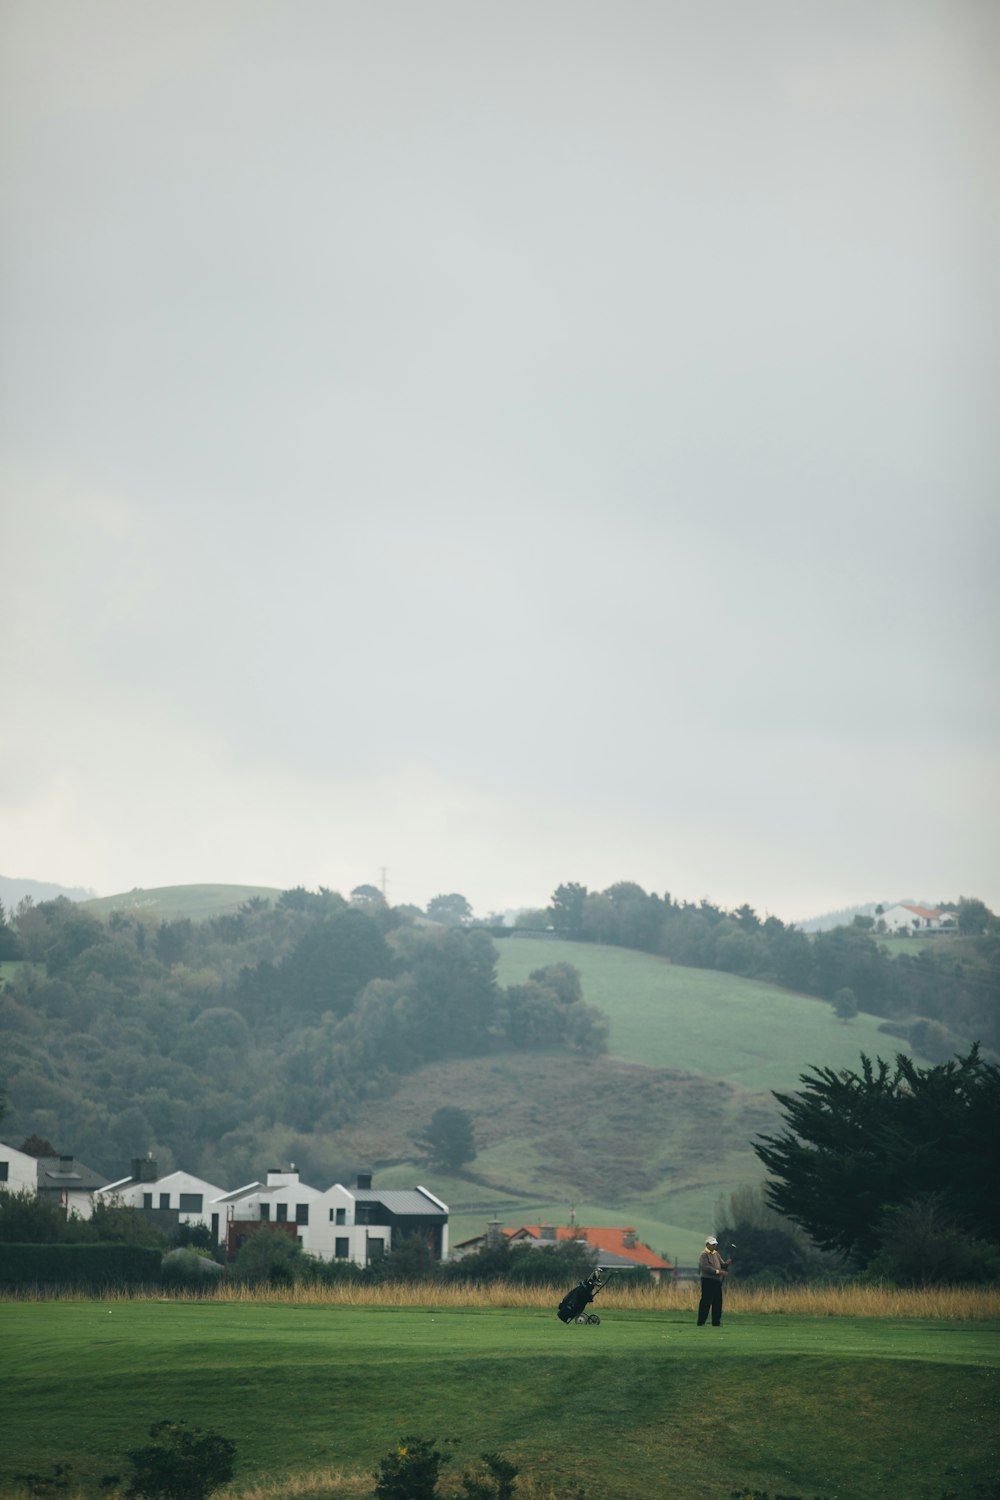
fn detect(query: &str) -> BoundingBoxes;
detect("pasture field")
[494,938,907,1092]
[313,937,927,1258]
[2,1286,997,1500]
[82,884,281,920]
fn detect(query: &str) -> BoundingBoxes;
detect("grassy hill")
[329,938,908,1262]
[47,889,918,1262]
[495,936,902,1091]
[82,883,282,920]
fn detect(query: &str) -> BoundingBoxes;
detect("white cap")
[707,1236,718,1245]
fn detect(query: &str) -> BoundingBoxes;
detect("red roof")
[511,1225,672,1270]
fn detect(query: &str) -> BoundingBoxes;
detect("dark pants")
[697,1277,723,1326]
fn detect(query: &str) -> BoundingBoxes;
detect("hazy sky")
[2,1,997,923]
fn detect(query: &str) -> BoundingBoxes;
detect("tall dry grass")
[210,1276,999,1320]
[6,1277,998,1319]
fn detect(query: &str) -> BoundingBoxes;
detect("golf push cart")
[556,1265,618,1326]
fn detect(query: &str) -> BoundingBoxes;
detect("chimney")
[356,1172,372,1191]
[540,1224,556,1241]
[486,1218,503,1249]
[623,1229,637,1249]
[131,1156,158,1183]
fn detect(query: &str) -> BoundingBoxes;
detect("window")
[335,1238,349,1259]
[260,1203,270,1221]
[179,1194,203,1213]
[142,1193,152,1209]
[277,1202,288,1222]
[159,1193,170,1210]
[336,1207,346,1225]
[0,1162,8,1182]
[295,1203,309,1226]
[368,1237,385,1259]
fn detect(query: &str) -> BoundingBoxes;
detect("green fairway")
[2,1301,996,1499]
[495,938,909,1092]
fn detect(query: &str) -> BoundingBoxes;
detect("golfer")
[696,1236,731,1327]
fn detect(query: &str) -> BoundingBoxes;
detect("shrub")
[160,1248,224,1292]
[867,1195,1000,1286]
[372,1435,456,1500]
[0,1187,67,1244]
[458,1451,520,1499]
[229,1227,305,1287]
[124,1419,236,1500]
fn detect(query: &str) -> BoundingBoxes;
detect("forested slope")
[0,890,605,1186]
[0,882,995,1234]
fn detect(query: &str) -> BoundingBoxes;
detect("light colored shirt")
[699,1248,724,1279]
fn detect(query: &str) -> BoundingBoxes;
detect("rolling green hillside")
[8,888,926,1265]
[495,936,908,1091]
[82,883,281,919]
[327,940,908,1260]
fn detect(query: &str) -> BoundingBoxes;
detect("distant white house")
[879,903,958,934]
[309,1176,449,1266]
[0,1141,44,1197]
[216,1169,449,1267]
[214,1165,323,1252]
[2,1146,449,1265]
[95,1157,229,1243]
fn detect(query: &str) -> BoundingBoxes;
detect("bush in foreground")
[124,1419,236,1500]
[373,1435,457,1499]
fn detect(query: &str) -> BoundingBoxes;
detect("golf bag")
[556,1266,613,1324]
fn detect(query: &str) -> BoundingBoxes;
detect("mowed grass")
[495,939,909,1092]
[2,1290,997,1500]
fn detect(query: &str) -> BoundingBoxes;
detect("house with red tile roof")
[451,1220,673,1280]
[879,903,958,934]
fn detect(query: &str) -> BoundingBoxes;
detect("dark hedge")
[0,1241,162,1287]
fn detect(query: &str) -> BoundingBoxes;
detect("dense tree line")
[0,891,605,1186]
[541,882,1000,1053]
[753,1046,1000,1283]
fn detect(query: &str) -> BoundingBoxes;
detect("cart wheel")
[587,1313,601,1324]
[575,1314,588,1324]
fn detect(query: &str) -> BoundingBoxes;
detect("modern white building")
[95,1157,230,1243]
[217,1169,449,1267]
[310,1176,449,1265]
[2,1145,449,1266]
[214,1165,323,1250]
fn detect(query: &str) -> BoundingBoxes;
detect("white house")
[309,1176,449,1266]
[214,1165,323,1252]
[217,1169,449,1267]
[879,903,958,934]
[0,1141,43,1196]
[95,1157,230,1244]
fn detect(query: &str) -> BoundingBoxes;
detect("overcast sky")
[2,1,997,923]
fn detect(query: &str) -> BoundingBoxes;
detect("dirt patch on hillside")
[333,1052,778,1204]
